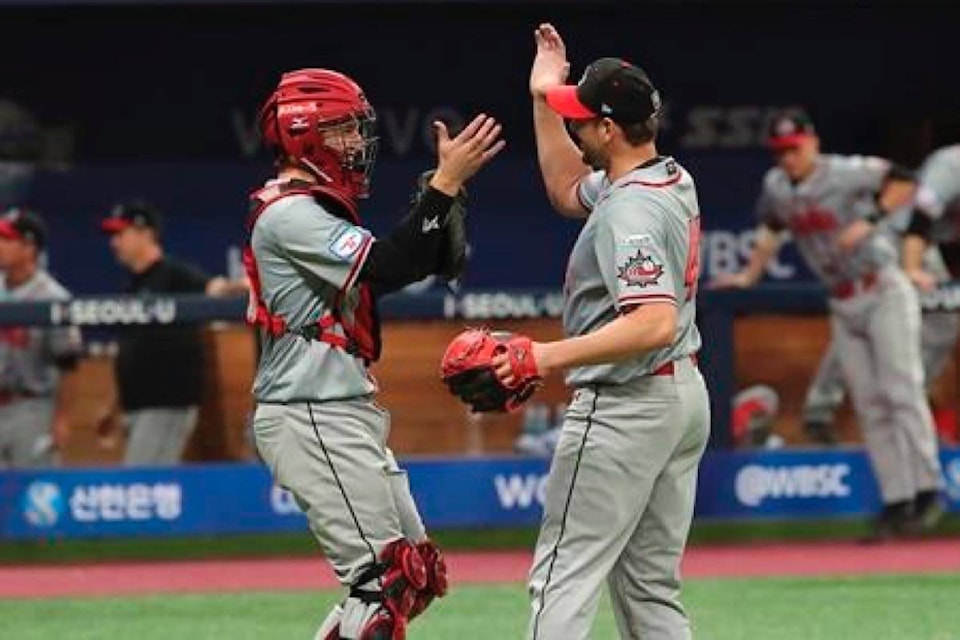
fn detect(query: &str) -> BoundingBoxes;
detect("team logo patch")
[617,250,664,287]
[329,225,366,262]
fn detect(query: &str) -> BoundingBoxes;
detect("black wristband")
[415,186,456,228]
[906,208,933,240]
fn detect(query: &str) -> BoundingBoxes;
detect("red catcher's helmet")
[258,68,378,203]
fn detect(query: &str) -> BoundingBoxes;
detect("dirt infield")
[2,538,959,599]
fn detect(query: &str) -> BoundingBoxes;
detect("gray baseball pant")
[528,357,709,640]
[123,407,199,466]
[804,310,960,427]
[0,397,56,468]
[829,267,943,504]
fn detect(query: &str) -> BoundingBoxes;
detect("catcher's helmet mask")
[259,68,379,202]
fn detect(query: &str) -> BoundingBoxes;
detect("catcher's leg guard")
[409,539,449,620]
[334,539,427,640]
[315,604,344,640]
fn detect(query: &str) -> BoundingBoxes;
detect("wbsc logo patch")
[21,481,64,528]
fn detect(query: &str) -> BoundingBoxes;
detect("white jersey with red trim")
[565,157,702,385]
[250,184,375,402]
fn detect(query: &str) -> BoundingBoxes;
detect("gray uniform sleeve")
[916,155,960,220]
[271,202,374,292]
[576,171,606,212]
[841,155,891,193]
[595,193,677,311]
[755,170,786,231]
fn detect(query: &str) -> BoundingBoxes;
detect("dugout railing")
[1,281,958,450]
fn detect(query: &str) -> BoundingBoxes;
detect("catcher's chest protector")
[244,181,381,362]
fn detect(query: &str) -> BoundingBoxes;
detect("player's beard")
[580,145,606,172]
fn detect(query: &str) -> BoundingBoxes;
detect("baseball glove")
[413,169,468,283]
[440,328,543,413]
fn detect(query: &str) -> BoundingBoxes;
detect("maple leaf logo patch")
[617,250,664,287]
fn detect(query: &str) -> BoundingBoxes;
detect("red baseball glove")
[440,328,543,412]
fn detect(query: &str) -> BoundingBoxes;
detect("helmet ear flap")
[256,93,281,151]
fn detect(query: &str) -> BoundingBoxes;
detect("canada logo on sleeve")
[329,225,367,262]
[617,250,664,287]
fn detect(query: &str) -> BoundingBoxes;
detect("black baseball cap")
[767,109,817,150]
[100,201,163,235]
[0,207,47,249]
[545,57,661,124]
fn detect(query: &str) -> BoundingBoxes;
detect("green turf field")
[4,516,958,565]
[3,573,959,640]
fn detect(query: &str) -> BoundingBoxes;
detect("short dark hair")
[620,116,658,146]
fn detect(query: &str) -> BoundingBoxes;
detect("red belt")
[651,354,698,376]
[830,272,878,299]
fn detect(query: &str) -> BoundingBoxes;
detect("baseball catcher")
[441,328,543,412]
[245,67,503,640]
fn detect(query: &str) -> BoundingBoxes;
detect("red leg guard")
[409,539,449,620]
[326,540,430,640]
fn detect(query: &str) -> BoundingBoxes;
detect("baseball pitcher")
[247,68,503,639]
[447,25,711,640]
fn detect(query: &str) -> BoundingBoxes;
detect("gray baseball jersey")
[0,270,81,468]
[528,157,710,640]
[915,145,960,245]
[250,187,375,402]
[803,148,960,432]
[0,270,81,395]
[756,154,895,286]
[566,157,701,386]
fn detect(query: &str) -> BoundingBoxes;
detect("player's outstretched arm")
[530,23,590,218]
[709,224,782,289]
[361,115,504,292]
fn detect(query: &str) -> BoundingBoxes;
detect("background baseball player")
[903,144,960,286]
[0,207,82,468]
[499,24,710,639]
[247,68,503,639]
[800,205,959,445]
[712,110,945,540]
[94,201,247,465]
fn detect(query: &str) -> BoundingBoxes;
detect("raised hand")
[430,114,506,195]
[530,23,571,99]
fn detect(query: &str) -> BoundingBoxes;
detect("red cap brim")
[100,218,132,234]
[545,85,597,120]
[0,220,22,241]
[767,133,813,150]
